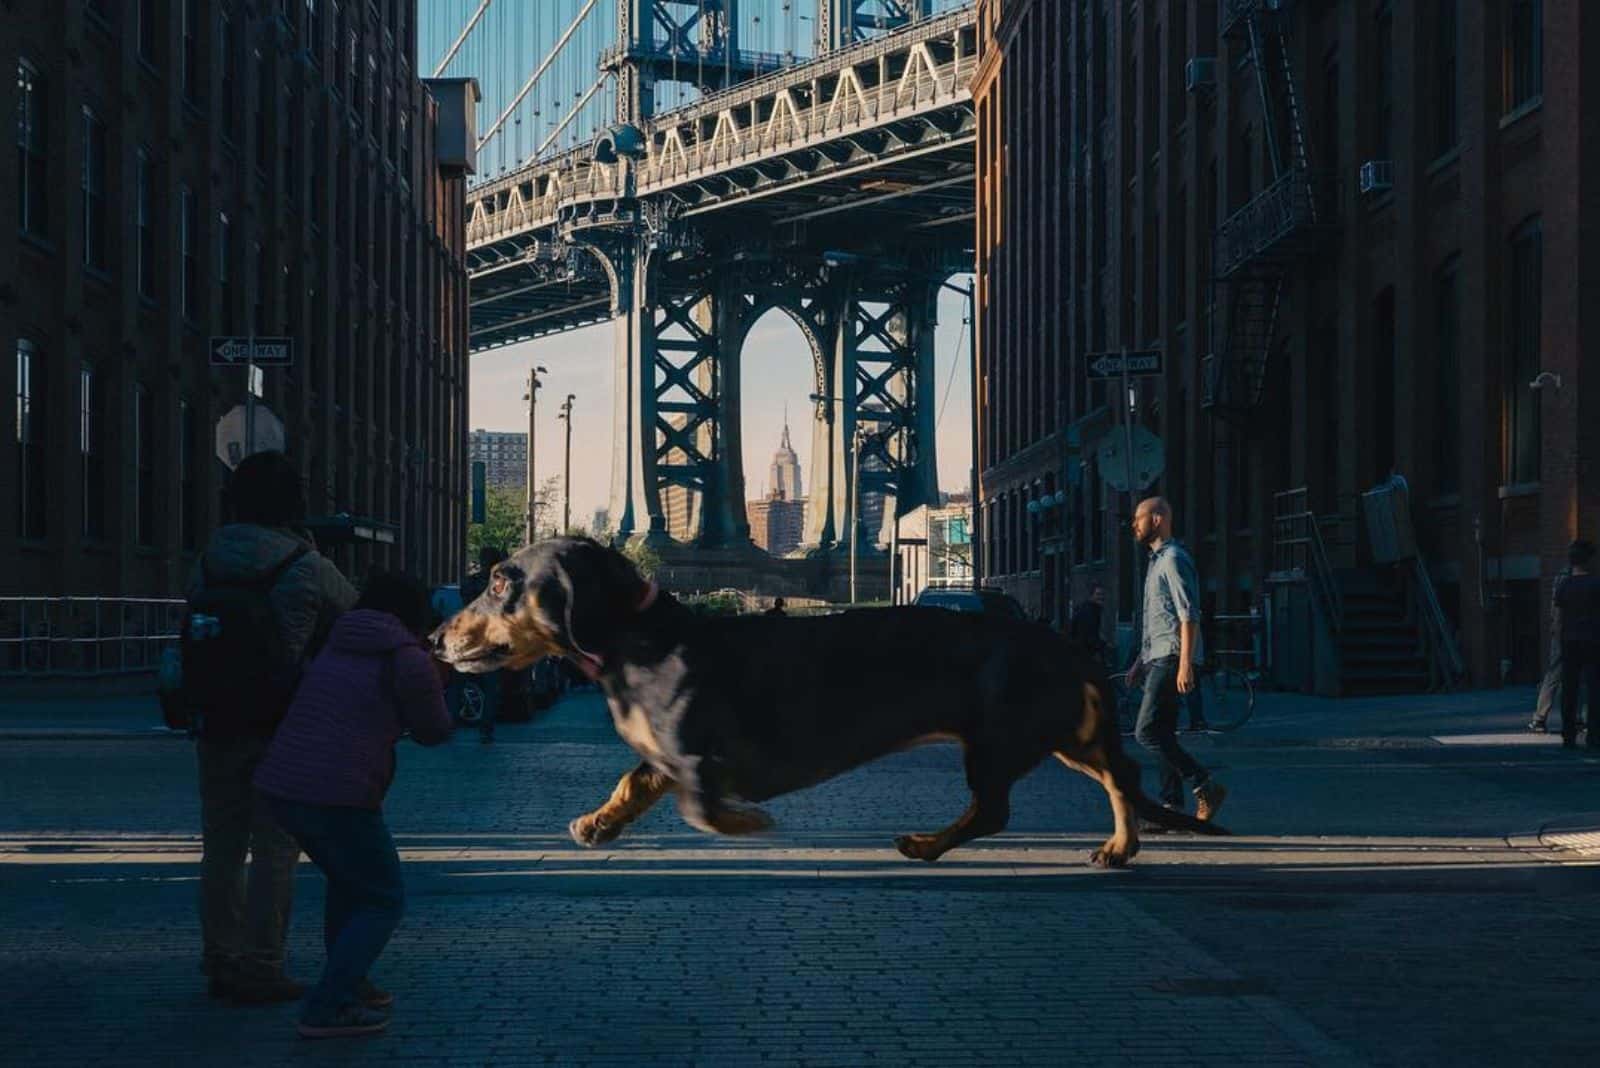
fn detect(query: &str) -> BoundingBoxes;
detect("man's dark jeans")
[197,736,300,979]
[1559,639,1600,747]
[264,796,405,1020]
[1133,657,1211,809]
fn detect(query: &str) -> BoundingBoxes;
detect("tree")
[621,539,661,579]
[467,486,524,560]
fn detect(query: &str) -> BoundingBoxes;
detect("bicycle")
[1106,661,1256,735]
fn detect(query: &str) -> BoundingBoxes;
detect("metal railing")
[0,597,185,677]
[1361,474,1466,687]
[1271,487,1343,634]
[1214,169,1327,279]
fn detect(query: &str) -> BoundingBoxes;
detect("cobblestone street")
[1,686,1596,1066]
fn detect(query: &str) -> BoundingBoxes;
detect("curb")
[1506,813,1600,865]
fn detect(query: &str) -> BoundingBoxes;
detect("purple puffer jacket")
[254,609,452,809]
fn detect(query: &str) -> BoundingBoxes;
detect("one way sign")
[1086,349,1163,379]
[209,336,294,367]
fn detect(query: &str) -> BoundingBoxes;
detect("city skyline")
[469,279,975,539]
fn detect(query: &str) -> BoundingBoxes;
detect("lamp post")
[523,364,547,545]
[850,425,869,606]
[557,393,575,534]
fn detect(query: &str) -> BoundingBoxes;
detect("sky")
[469,278,975,531]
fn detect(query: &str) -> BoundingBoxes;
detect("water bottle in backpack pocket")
[175,547,309,737]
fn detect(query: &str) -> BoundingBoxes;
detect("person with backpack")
[183,451,357,1004]
[253,571,454,1039]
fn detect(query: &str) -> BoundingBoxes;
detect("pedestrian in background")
[1556,540,1600,750]
[766,597,788,617]
[1070,583,1108,664]
[1126,497,1227,827]
[185,451,357,1004]
[254,570,454,1039]
[1530,563,1573,732]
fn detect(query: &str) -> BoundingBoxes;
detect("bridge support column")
[809,273,940,554]
[597,237,668,544]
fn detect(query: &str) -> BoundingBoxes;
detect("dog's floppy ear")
[528,539,646,672]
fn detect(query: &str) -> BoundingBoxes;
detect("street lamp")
[523,365,548,545]
[556,393,576,534]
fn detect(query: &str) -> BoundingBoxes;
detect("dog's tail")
[1129,790,1231,836]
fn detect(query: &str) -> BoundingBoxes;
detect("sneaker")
[297,1004,390,1040]
[1528,720,1548,733]
[1195,782,1228,822]
[1137,805,1182,834]
[355,978,394,1009]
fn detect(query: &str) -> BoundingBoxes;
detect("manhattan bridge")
[427,1,978,587]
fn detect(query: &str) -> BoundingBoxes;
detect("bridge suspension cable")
[431,0,494,78]
[537,74,612,157]
[478,0,603,156]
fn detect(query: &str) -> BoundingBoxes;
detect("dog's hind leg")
[894,748,1019,862]
[569,762,675,847]
[675,772,775,837]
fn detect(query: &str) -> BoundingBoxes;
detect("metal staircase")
[1204,0,1332,421]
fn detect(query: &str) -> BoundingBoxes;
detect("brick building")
[2,0,474,602]
[468,429,527,492]
[974,0,1597,690]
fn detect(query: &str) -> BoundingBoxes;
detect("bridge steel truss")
[464,4,977,551]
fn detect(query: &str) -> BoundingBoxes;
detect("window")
[217,212,231,327]
[180,187,197,321]
[1504,0,1542,113]
[398,106,410,184]
[308,0,323,64]
[80,107,107,270]
[80,364,105,539]
[284,86,299,200]
[253,241,266,334]
[136,150,154,298]
[135,385,156,546]
[1434,259,1461,495]
[16,60,48,238]
[138,0,159,65]
[180,400,198,548]
[350,28,363,113]
[220,11,236,141]
[310,113,325,223]
[254,50,269,172]
[1506,220,1542,485]
[1435,0,1458,154]
[182,0,200,101]
[15,340,46,539]
[333,2,346,88]
[1375,3,1393,161]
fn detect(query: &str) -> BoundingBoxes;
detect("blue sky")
[469,280,975,529]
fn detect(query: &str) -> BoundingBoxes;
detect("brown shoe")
[1195,782,1228,822]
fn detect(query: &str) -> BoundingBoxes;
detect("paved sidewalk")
[1,686,1597,1065]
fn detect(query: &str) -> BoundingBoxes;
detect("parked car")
[913,587,1027,620]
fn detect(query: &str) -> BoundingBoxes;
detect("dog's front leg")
[569,762,675,847]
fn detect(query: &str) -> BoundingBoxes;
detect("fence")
[0,597,185,678]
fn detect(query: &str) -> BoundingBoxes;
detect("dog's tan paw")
[568,814,620,847]
[1089,836,1138,868]
[894,834,943,862]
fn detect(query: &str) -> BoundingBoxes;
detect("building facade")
[2,0,473,604]
[468,429,526,492]
[974,0,1597,689]
[895,498,974,605]
[748,490,806,558]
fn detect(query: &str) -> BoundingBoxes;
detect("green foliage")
[681,592,744,617]
[621,539,662,579]
[467,486,525,559]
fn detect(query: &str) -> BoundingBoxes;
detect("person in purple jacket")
[254,570,453,1039]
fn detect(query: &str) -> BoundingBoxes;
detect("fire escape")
[1202,0,1332,419]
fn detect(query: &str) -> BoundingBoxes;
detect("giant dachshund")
[431,537,1227,866]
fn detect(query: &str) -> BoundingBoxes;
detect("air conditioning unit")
[1185,57,1217,93]
[1359,160,1394,195]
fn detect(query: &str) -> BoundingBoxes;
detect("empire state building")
[769,422,803,502]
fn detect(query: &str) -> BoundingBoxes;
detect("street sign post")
[211,337,294,463]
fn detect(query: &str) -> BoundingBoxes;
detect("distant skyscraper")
[769,414,803,502]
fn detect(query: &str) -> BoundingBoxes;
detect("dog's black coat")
[434,537,1225,863]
